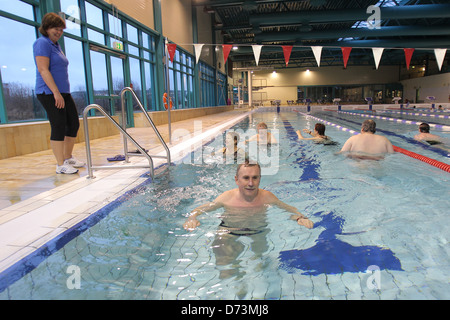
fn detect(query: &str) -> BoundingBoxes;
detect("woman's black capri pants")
[37,93,80,141]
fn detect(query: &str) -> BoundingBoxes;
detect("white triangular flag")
[311,46,322,67]
[194,44,204,63]
[372,48,384,69]
[252,45,263,66]
[434,48,447,71]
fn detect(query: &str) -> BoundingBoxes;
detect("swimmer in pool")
[339,119,394,160]
[183,161,313,231]
[211,132,247,163]
[414,122,450,152]
[296,123,336,145]
[245,122,278,145]
[414,122,443,144]
[183,161,312,278]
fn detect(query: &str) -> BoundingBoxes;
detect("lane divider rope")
[337,110,450,131]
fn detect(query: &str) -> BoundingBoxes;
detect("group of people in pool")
[184,119,446,233]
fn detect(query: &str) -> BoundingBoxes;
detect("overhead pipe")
[249,4,450,26]
[255,25,450,42]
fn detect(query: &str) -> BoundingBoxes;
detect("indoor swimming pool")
[0,108,449,300]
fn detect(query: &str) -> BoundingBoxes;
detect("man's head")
[235,160,261,197]
[419,123,430,133]
[361,119,376,133]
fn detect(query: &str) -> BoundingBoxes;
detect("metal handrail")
[82,87,171,179]
[120,87,171,165]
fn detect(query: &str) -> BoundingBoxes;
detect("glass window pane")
[61,0,81,36]
[85,2,103,29]
[0,17,43,122]
[144,62,154,111]
[90,51,108,96]
[110,56,124,96]
[142,33,149,49]
[1,0,34,20]
[127,24,138,44]
[64,37,87,115]
[108,13,122,38]
[129,57,142,111]
[88,28,105,45]
[128,44,139,57]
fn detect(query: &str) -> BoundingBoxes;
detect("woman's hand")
[54,92,65,109]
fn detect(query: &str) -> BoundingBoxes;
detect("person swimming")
[211,131,247,163]
[296,123,337,145]
[414,123,443,145]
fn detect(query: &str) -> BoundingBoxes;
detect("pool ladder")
[82,87,171,179]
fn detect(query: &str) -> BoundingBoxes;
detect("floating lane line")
[295,110,450,173]
[337,111,450,131]
[376,110,450,119]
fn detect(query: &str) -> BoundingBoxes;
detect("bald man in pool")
[340,119,394,160]
[183,161,313,231]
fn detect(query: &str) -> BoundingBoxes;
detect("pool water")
[0,110,449,300]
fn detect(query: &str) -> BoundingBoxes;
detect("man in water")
[414,122,449,152]
[414,122,443,144]
[183,161,313,277]
[340,119,394,160]
[183,161,313,231]
[245,122,278,145]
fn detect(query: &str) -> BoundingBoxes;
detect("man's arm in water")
[183,192,230,231]
[264,190,314,229]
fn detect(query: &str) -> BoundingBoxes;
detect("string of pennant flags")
[166,43,447,71]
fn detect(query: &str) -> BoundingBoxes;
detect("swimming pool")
[0,109,449,300]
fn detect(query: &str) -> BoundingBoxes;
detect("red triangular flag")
[223,44,232,64]
[282,46,293,67]
[341,47,352,68]
[167,43,177,62]
[404,48,414,70]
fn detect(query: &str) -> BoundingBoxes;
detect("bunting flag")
[311,46,322,67]
[372,48,384,69]
[167,43,177,62]
[252,45,263,66]
[223,44,233,64]
[404,48,414,70]
[282,45,293,66]
[341,47,352,68]
[434,48,447,71]
[194,44,204,63]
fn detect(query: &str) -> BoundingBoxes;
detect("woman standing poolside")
[33,12,84,174]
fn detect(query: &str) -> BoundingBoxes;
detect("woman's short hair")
[39,12,66,37]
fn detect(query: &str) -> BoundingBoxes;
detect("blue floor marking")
[277,118,403,276]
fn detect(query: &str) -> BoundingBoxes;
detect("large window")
[199,62,215,107]
[0,0,225,125]
[0,3,42,123]
[168,47,195,109]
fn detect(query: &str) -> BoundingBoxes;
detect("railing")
[82,87,171,179]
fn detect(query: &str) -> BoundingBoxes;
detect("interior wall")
[104,0,154,30]
[400,72,450,104]
[161,0,193,54]
[238,65,402,102]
